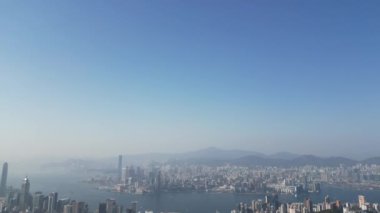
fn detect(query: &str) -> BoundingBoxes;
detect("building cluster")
[87,156,380,195]
[0,162,175,213]
[231,195,380,213]
[0,176,89,213]
[2,159,380,213]
[0,162,90,213]
[94,199,176,213]
[89,156,324,195]
[95,199,138,213]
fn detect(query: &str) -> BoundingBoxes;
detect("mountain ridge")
[42,147,380,169]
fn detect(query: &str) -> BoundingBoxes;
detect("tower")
[0,162,8,196]
[20,176,31,210]
[118,155,123,182]
[154,170,162,193]
[0,162,7,197]
[22,177,30,194]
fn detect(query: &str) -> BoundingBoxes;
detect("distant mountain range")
[228,155,358,167]
[42,147,380,170]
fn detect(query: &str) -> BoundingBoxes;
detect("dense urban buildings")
[0,160,380,213]
[230,194,380,213]
[0,163,89,213]
[82,156,380,197]
[1,174,379,213]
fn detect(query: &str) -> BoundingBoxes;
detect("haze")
[1,1,380,162]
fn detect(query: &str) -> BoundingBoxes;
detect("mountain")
[290,155,357,167]
[269,152,300,160]
[41,147,380,171]
[173,147,266,160]
[229,154,357,167]
[231,155,284,167]
[362,157,380,165]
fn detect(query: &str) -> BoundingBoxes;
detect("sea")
[7,173,380,213]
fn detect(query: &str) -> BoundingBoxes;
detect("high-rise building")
[304,198,313,213]
[75,201,88,213]
[118,155,123,182]
[20,176,31,210]
[358,195,366,207]
[0,162,8,197]
[322,195,331,210]
[47,192,58,213]
[57,198,71,213]
[99,203,107,213]
[279,203,287,213]
[106,198,116,213]
[130,201,137,213]
[22,176,31,194]
[116,205,123,213]
[32,192,44,213]
[154,171,161,193]
[122,167,128,184]
[52,192,58,212]
[63,204,75,213]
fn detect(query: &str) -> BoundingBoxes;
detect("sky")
[1,0,380,161]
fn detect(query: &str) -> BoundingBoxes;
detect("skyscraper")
[76,201,89,213]
[358,195,366,207]
[20,176,31,210]
[99,203,107,213]
[63,204,75,213]
[22,177,31,194]
[106,198,116,213]
[118,155,122,182]
[0,162,8,196]
[130,201,137,213]
[304,198,313,213]
[32,192,44,213]
[47,192,58,213]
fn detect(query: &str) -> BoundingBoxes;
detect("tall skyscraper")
[122,167,128,184]
[32,192,44,213]
[154,171,162,193]
[118,155,123,182]
[47,192,58,213]
[0,162,8,196]
[20,176,31,210]
[52,192,58,212]
[22,177,31,194]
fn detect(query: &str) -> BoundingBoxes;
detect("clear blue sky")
[1,0,379,160]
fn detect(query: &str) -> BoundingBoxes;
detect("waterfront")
[8,174,380,213]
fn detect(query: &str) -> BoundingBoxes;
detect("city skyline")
[2,159,380,213]
[1,0,380,160]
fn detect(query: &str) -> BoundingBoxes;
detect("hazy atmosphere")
[1,1,380,162]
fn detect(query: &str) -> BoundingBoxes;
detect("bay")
[8,174,380,213]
